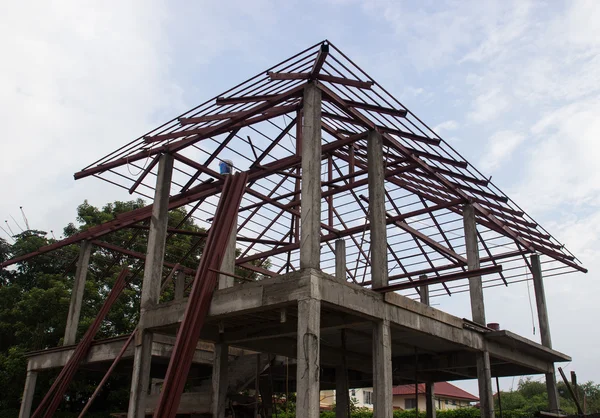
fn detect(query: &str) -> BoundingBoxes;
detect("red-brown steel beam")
[92,240,197,275]
[154,172,248,418]
[180,129,240,193]
[310,43,329,77]
[236,198,463,265]
[317,74,374,89]
[373,265,503,293]
[250,116,297,169]
[359,194,467,265]
[74,86,305,180]
[128,154,161,195]
[32,268,129,418]
[146,102,301,143]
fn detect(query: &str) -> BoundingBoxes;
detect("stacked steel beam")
[153,172,248,417]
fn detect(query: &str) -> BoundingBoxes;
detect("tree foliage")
[495,377,600,416]
[0,199,208,414]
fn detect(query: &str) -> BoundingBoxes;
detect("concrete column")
[128,153,174,418]
[425,383,436,418]
[174,270,185,300]
[336,364,350,418]
[531,254,560,412]
[212,220,236,417]
[372,319,392,418]
[463,204,494,418]
[139,153,174,310]
[64,240,92,346]
[367,131,388,289]
[218,220,236,288]
[463,204,485,325]
[296,297,321,418]
[300,83,322,270]
[18,369,37,418]
[212,340,229,418]
[335,239,346,281]
[336,327,350,418]
[419,278,436,418]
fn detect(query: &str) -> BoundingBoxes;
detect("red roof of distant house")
[392,382,479,401]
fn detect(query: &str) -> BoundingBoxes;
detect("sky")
[1,0,599,398]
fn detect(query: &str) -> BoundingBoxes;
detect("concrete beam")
[372,319,392,417]
[64,240,92,346]
[300,83,322,270]
[26,337,216,372]
[296,297,321,417]
[367,130,388,288]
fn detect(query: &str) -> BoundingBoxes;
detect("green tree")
[0,199,206,414]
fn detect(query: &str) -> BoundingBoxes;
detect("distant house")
[392,382,479,410]
[320,382,478,411]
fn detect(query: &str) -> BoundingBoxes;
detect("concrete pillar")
[367,131,388,289]
[335,239,346,281]
[212,220,236,418]
[336,364,350,418]
[476,352,494,418]
[419,278,436,418]
[174,270,185,300]
[218,220,236,288]
[336,327,350,418]
[531,254,560,412]
[296,297,321,418]
[463,204,494,418]
[18,369,37,418]
[212,340,229,418]
[335,240,350,416]
[128,153,174,418]
[64,240,92,346]
[373,319,392,418]
[300,83,322,270]
[425,383,436,418]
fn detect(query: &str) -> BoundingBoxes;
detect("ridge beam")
[310,43,329,77]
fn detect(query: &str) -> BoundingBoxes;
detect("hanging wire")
[525,266,536,336]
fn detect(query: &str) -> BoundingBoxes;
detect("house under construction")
[4,41,587,418]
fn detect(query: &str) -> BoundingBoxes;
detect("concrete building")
[5,40,586,418]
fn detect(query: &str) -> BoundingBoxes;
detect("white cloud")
[512,98,600,212]
[0,0,184,236]
[467,88,511,123]
[479,130,525,172]
[433,120,459,134]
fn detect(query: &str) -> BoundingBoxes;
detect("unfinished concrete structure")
[4,41,587,417]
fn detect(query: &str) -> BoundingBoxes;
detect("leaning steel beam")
[31,268,129,418]
[154,172,248,418]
